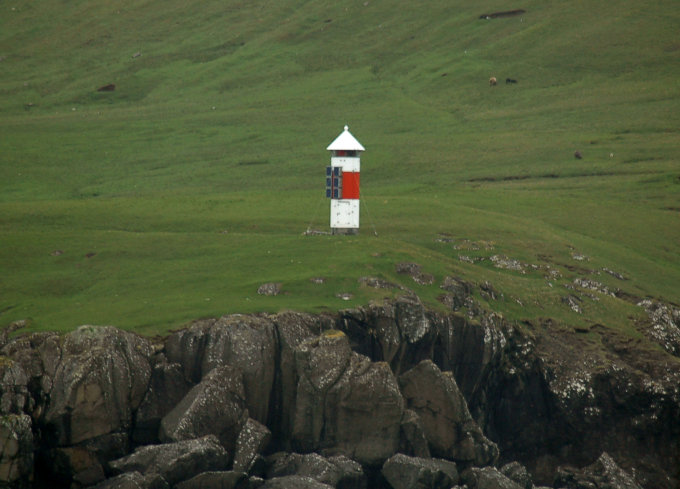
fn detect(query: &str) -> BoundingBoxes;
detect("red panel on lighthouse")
[342,172,360,199]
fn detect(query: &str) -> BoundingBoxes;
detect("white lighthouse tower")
[326,125,365,235]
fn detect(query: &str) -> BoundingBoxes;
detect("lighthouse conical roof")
[326,125,365,151]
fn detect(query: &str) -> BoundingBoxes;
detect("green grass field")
[1,0,679,335]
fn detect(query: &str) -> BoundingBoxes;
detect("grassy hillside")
[1,0,679,336]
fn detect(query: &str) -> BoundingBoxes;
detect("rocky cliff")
[0,294,678,489]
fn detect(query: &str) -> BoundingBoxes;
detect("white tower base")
[330,199,359,235]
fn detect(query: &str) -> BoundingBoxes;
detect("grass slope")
[1,0,679,336]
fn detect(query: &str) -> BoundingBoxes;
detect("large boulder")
[108,435,229,486]
[0,358,30,415]
[292,331,404,466]
[398,360,498,467]
[292,331,348,451]
[460,466,524,489]
[260,475,333,489]
[266,452,365,488]
[399,409,431,458]
[554,452,643,489]
[43,326,153,446]
[0,414,33,486]
[500,462,534,489]
[159,365,248,455]
[232,418,271,474]
[500,461,533,489]
[325,455,366,489]
[1,332,62,417]
[200,315,277,424]
[165,315,277,425]
[381,453,459,489]
[90,471,169,489]
[133,360,193,445]
[174,471,249,489]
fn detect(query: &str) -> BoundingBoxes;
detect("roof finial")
[344,125,349,131]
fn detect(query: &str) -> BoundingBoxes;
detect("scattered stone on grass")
[452,239,495,251]
[480,281,502,301]
[573,278,615,297]
[258,283,282,296]
[562,295,583,314]
[358,276,402,290]
[490,255,526,273]
[396,262,435,285]
[603,267,626,280]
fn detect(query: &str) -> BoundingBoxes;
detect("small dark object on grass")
[506,78,517,84]
[97,83,116,92]
[574,151,583,159]
[480,9,526,19]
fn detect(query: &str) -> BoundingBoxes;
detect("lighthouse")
[326,125,365,235]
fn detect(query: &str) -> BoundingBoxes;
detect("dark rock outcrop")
[43,325,152,446]
[165,315,277,425]
[0,359,31,416]
[133,360,193,445]
[339,295,438,376]
[268,311,321,450]
[0,297,678,489]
